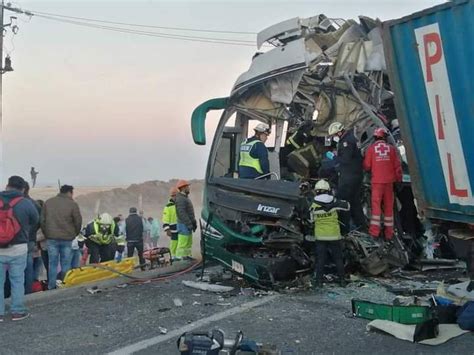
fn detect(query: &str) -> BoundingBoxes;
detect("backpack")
[0,197,23,247]
[457,301,474,331]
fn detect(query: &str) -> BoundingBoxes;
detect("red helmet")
[374,128,387,138]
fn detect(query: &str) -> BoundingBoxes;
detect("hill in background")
[31,180,204,223]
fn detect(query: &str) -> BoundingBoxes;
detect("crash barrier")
[63,258,136,287]
[352,299,433,324]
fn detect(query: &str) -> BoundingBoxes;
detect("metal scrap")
[182,280,234,293]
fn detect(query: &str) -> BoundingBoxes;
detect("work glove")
[166,230,172,237]
[192,221,198,232]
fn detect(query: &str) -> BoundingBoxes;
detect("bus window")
[211,113,241,178]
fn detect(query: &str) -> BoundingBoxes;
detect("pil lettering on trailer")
[414,23,474,206]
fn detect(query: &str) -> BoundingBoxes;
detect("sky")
[2,0,445,186]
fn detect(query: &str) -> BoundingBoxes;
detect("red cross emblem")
[375,143,390,157]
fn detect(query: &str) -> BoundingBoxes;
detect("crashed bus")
[191,1,474,288]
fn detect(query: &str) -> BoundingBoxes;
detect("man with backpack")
[0,176,39,321]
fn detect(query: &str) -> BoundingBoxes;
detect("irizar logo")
[257,204,280,214]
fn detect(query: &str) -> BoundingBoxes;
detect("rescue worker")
[113,216,126,262]
[309,179,350,287]
[238,123,271,179]
[327,122,367,235]
[175,180,196,260]
[83,213,120,263]
[162,187,179,260]
[363,128,402,240]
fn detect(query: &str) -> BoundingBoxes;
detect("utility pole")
[0,2,31,183]
[0,0,4,185]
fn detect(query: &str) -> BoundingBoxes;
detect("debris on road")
[182,280,234,293]
[366,319,469,345]
[173,298,183,307]
[86,286,102,295]
[158,326,168,335]
[446,281,474,301]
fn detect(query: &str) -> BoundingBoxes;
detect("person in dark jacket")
[175,180,196,260]
[327,122,367,235]
[238,123,271,179]
[0,176,39,321]
[125,207,145,270]
[23,182,41,294]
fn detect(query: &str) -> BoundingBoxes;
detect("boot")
[312,274,323,288]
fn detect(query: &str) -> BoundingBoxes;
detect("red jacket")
[363,140,402,183]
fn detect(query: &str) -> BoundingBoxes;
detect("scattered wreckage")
[191,6,474,287]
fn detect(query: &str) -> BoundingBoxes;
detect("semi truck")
[191,0,473,287]
[383,0,473,276]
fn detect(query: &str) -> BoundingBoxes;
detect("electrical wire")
[28,9,257,35]
[34,14,258,47]
[37,14,254,44]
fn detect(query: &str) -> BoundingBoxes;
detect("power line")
[28,9,257,35]
[34,14,258,47]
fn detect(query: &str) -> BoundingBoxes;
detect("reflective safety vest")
[162,199,178,233]
[115,234,126,246]
[89,220,116,245]
[310,202,342,241]
[239,139,263,174]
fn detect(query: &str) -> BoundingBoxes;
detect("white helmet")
[99,213,113,225]
[328,122,344,136]
[315,179,331,192]
[254,122,271,134]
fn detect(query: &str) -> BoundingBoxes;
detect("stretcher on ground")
[63,257,136,287]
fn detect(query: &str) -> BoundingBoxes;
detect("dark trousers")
[41,250,49,273]
[127,241,145,268]
[24,241,36,294]
[315,240,345,282]
[337,176,367,235]
[87,241,116,263]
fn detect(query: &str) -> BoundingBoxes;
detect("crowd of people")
[0,176,197,321]
[239,121,402,286]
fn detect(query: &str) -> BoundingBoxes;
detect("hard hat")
[99,213,113,225]
[328,122,344,136]
[374,127,388,138]
[315,179,331,192]
[391,119,399,129]
[170,187,179,196]
[254,122,271,135]
[176,179,190,190]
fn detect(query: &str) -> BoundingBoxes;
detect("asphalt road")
[1,269,472,354]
